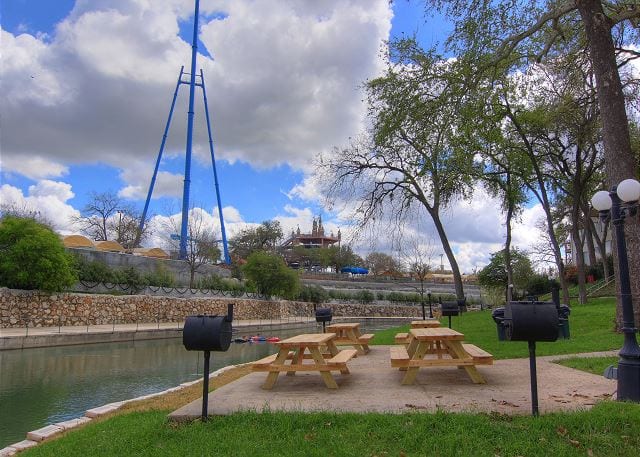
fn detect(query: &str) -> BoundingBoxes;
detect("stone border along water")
[0,363,245,456]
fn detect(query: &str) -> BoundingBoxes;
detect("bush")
[298,285,329,304]
[112,267,147,293]
[243,251,300,299]
[75,256,115,283]
[356,289,375,303]
[144,266,176,288]
[525,273,553,296]
[0,216,77,291]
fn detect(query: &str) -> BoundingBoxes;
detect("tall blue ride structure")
[137,0,230,264]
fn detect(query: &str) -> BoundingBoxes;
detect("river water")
[0,319,402,448]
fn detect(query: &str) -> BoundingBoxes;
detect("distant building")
[281,216,340,250]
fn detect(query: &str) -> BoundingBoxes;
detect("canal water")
[0,319,403,447]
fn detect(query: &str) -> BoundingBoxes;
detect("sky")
[0,0,548,273]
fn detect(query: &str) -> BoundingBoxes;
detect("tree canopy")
[0,216,77,291]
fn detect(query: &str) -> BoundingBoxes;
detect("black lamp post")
[591,178,640,402]
[427,289,433,318]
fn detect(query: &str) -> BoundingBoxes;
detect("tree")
[0,216,77,291]
[243,251,300,299]
[72,191,149,247]
[164,208,221,288]
[402,236,435,308]
[424,0,640,327]
[478,249,535,301]
[365,252,400,277]
[229,220,283,260]
[319,41,477,300]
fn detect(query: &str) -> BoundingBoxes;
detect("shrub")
[243,251,300,299]
[75,256,115,283]
[356,289,375,303]
[298,285,329,304]
[144,266,176,288]
[112,267,147,293]
[0,216,77,291]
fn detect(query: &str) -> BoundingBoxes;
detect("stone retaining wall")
[0,288,420,328]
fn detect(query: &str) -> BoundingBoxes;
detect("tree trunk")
[570,205,588,304]
[431,212,465,300]
[582,203,597,268]
[577,0,640,327]
[504,177,514,304]
[588,212,611,280]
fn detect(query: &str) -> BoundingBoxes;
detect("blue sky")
[0,0,543,272]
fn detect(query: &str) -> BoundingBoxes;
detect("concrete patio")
[170,346,617,419]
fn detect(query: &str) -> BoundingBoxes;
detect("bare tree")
[402,236,436,315]
[72,191,120,241]
[164,208,221,288]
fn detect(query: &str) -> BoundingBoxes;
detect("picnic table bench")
[390,327,493,385]
[252,333,357,389]
[326,322,374,354]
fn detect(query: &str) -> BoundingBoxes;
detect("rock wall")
[0,288,420,328]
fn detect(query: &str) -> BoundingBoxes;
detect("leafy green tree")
[243,251,300,299]
[365,252,401,277]
[229,220,283,260]
[477,249,535,300]
[319,41,478,300]
[0,216,77,291]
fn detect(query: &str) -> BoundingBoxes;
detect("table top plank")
[410,327,464,341]
[276,333,336,347]
[410,320,442,328]
[325,323,360,331]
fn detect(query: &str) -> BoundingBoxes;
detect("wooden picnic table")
[325,322,374,354]
[252,333,357,389]
[394,320,442,344]
[390,327,493,385]
[410,320,442,328]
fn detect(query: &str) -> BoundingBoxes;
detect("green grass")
[556,356,619,376]
[21,402,640,457]
[372,297,622,359]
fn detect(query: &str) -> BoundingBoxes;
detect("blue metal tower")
[137,0,230,264]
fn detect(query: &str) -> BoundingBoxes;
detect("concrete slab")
[6,440,38,451]
[54,417,92,430]
[169,346,616,420]
[0,446,18,456]
[26,424,64,442]
[85,402,122,418]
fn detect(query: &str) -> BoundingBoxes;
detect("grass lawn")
[372,297,622,359]
[555,356,619,376]
[20,402,640,457]
[16,296,634,457]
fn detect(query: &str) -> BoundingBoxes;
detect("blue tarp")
[340,266,369,275]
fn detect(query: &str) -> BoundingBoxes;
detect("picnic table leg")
[446,341,486,384]
[262,350,290,389]
[310,347,339,388]
[401,342,429,385]
[287,347,304,376]
[347,329,366,355]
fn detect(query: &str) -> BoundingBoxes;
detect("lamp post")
[591,178,640,402]
[427,289,433,318]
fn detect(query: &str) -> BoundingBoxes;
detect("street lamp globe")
[591,190,612,211]
[616,178,640,203]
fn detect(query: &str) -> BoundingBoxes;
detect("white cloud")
[1,0,392,193]
[0,182,80,233]
[1,155,68,180]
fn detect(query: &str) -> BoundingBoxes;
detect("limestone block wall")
[0,288,420,328]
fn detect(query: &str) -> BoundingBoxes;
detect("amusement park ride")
[136,0,230,264]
